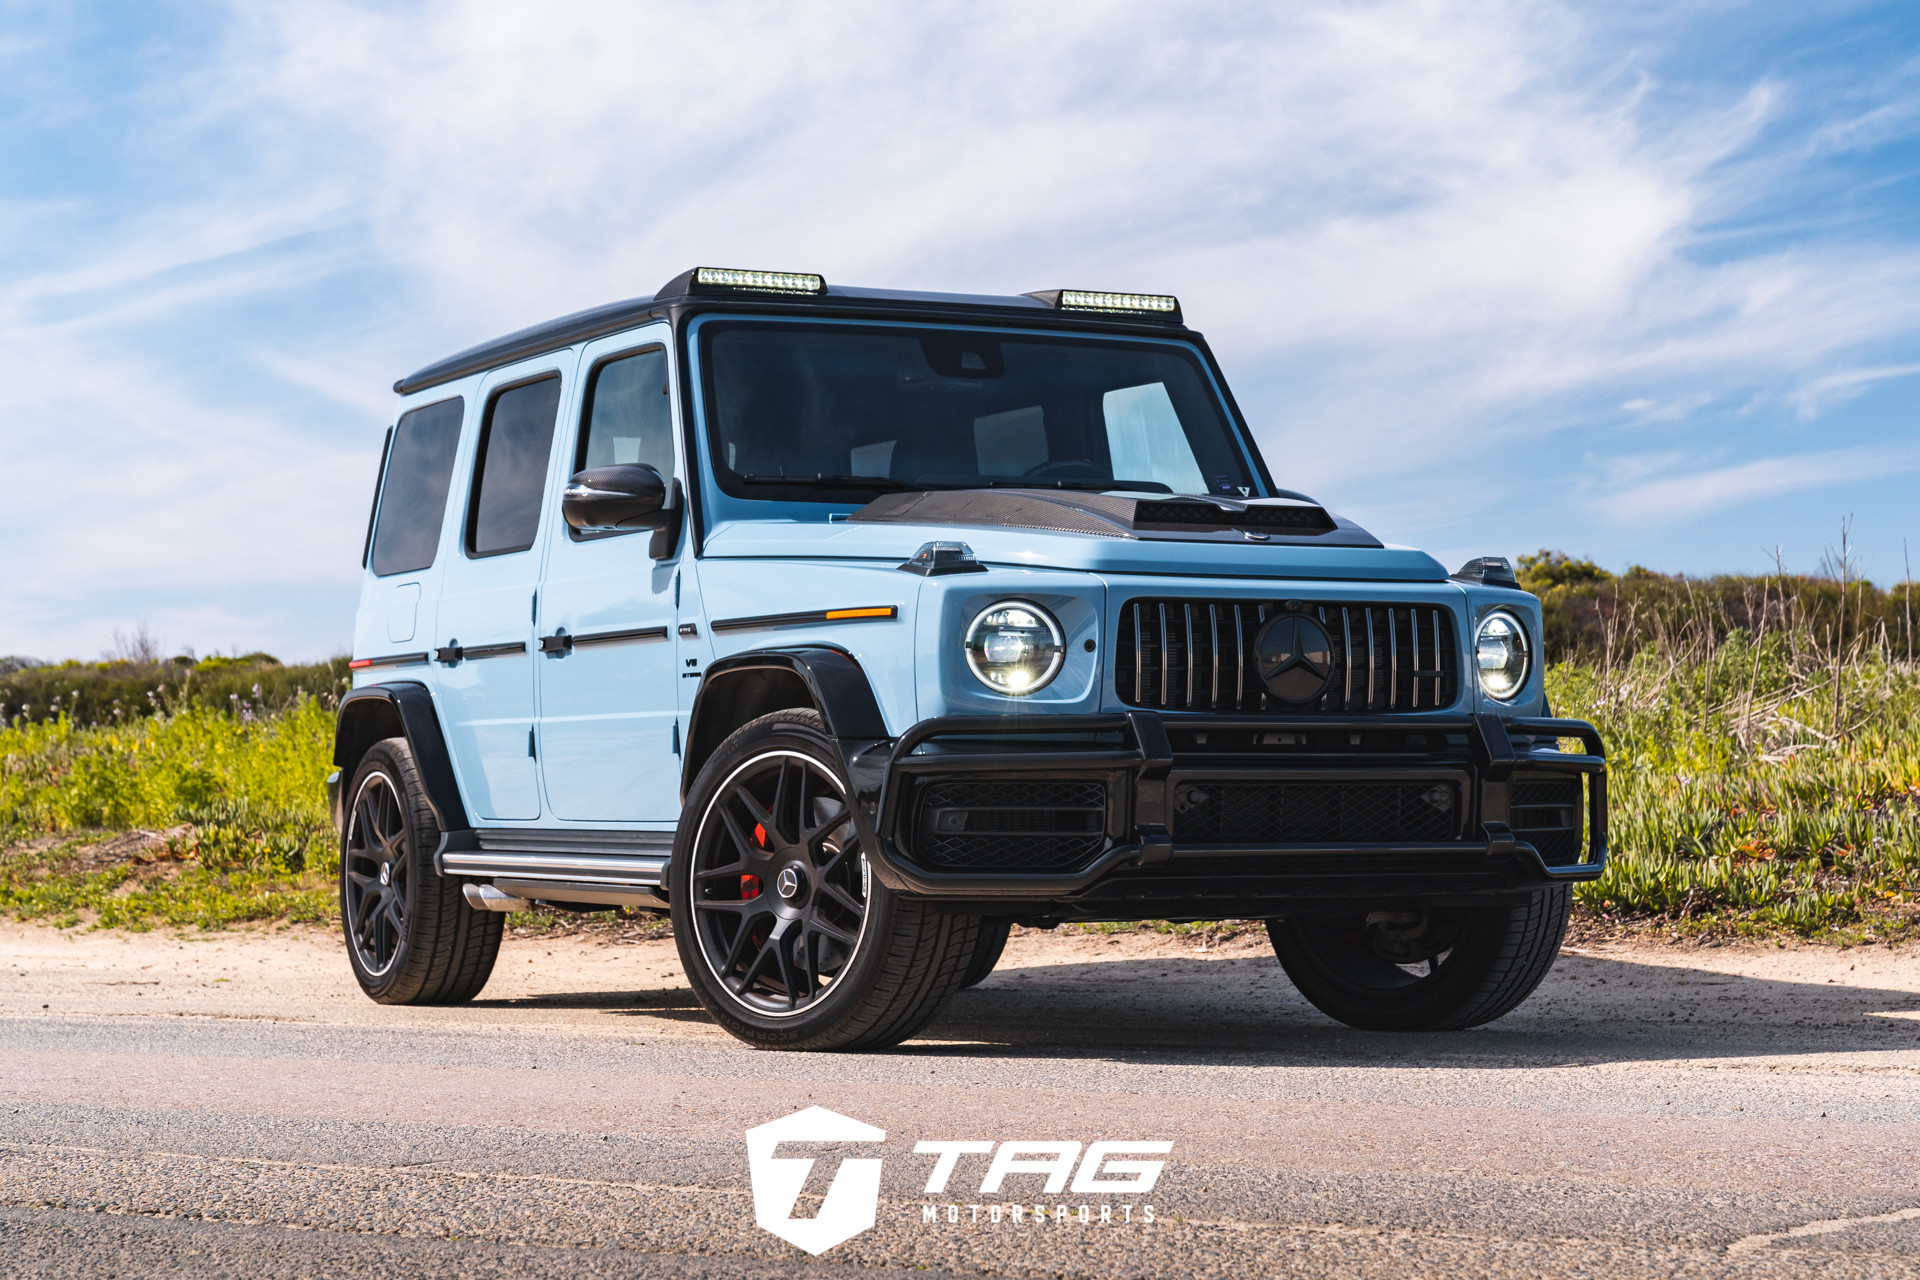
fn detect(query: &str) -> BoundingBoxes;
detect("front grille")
[913,781,1108,871]
[1171,779,1461,844]
[1512,771,1584,864]
[1114,598,1459,713]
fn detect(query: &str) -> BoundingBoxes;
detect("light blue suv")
[331,267,1607,1049]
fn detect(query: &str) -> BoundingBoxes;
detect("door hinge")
[528,728,536,758]
[671,721,680,755]
[531,591,538,622]
[674,572,681,608]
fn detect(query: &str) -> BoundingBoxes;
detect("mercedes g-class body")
[332,267,1607,1049]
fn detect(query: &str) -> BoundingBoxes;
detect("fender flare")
[681,645,892,800]
[332,681,470,836]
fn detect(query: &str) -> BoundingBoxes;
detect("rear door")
[534,328,686,821]
[433,353,574,821]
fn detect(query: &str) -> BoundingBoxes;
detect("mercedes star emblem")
[1254,612,1334,703]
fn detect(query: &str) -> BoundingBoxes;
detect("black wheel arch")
[682,646,892,804]
[333,681,470,837]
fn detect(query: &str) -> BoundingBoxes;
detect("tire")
[341,738,503,1005]
[672,709,980,1050]
[1266,886,1571,1031]
[961,917,1012,989]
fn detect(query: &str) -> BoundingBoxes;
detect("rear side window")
[369,397,464,577]
[468,376,562,557]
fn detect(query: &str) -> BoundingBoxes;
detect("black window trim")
[465,369,566,561]
[567,339,673,544]
[361,425,394,570]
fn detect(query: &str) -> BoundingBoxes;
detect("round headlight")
[964,601,1065,695]
[1474,610,1531,702]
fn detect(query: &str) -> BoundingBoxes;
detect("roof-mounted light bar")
[693,267,826,294]
[1024,288,1182,323]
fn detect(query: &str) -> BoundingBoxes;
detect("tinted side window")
[579,348,674,477]
[369,398,463,577]
[468,376,561,557]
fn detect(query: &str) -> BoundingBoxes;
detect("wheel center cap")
[775,866,803,901]
[379,863,390,886]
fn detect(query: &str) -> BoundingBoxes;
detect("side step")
[442,828,673,913]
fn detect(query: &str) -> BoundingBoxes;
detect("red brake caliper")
[742,822,768,899]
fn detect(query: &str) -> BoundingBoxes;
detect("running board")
[436,828,671,890]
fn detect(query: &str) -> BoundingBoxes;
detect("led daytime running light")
[694,267,825,294]
[1059,290,1178,314]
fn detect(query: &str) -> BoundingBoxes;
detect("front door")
[434,353,573,821]
[535,329,686,822]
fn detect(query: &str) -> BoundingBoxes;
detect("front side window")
[369,397,463,576]
[699,321,1255,502]
[468,376,561,557]
[579,347,673,475]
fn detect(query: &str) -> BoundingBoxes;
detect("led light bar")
[693,267,826,294]
[1059,290,1179,314]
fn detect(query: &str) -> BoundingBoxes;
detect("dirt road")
[2,921,1917,1277]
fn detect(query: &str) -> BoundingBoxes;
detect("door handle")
[538,633,573,654]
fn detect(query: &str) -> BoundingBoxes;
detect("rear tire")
[1267,886,1570,1031]
[341,738,503,1005]
[672,709,980,1050]
[961,917,1012,989]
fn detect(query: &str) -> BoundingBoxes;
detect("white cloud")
[4,1,1920,656]
[1597,441,1920,524]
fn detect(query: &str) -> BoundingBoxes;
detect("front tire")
[1267,887,1570,1031]
[341,738,503,1005]
[672,710,980,1050]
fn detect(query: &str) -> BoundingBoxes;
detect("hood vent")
[849,488,1379,547]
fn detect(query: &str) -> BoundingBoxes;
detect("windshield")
[697,319,1259,503]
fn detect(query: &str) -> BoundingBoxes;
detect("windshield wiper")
[739,474,925,493]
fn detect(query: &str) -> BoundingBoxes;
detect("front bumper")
[843,711,1606,921]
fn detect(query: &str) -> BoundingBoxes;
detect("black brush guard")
[839,711,1606,919]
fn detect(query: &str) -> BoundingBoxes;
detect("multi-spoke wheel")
[689,746,869,1014]
[1266,887,1572,1031]
[340,738,503,1005]
[673,710,981,1050]
[343,768,412,977]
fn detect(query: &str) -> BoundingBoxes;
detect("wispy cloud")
[4,0,1920,655]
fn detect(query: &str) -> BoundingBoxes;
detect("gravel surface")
[0,922,1917,1277]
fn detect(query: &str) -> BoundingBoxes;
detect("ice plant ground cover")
[1,569,1917,938]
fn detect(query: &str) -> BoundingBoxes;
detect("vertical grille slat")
[1233,604,1246,711]
[1341,607,1354,712]
[1175,602,1190,706]
[1157,603,1170,710]
[1209,604,1221,709]
[1388,607,1399,709]
[1114,597,1458,715]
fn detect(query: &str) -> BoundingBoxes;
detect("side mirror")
[562,465,683,559]
[563,465,667,530]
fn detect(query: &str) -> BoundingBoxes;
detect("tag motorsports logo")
[746,1106,1171,1255]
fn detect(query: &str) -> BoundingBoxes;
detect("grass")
[4,568,1919,942]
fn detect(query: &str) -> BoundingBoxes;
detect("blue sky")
[4,1,1920,662]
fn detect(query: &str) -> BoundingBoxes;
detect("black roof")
[392,270,1185,396]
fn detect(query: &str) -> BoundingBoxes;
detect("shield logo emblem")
[1254,613,1334,703]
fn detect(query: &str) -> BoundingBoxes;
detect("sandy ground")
[0,921,1917,1277]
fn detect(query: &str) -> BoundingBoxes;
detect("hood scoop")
[849,489,1382,547]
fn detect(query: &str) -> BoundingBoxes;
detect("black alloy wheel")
[688,748,870,1016]
[339,737,503,1006]
[673,709,982,1050]
[343,768,411,977]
